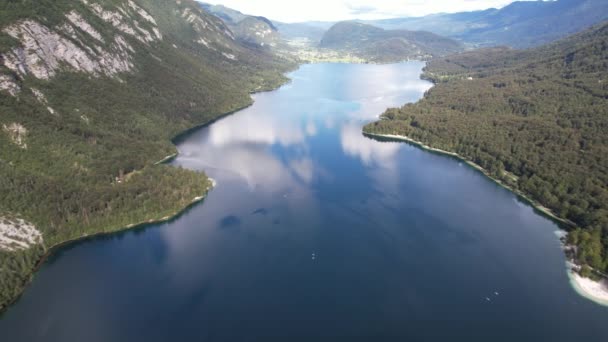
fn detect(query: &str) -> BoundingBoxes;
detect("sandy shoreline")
[364,132,608,306]
[568,264,608,307]
[154,153,178,165]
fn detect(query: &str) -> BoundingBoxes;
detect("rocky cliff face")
[3,19,134,81]
[0,0,163,88]
[234,17,280,48]
[0,216,42,252]
[0,74,20,97]
[0,0,255,100]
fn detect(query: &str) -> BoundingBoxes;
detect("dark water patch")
[219,215,241,229]
[251,208,269,216]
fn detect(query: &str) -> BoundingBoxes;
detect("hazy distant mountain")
[366,0,608,48]
[320,21,464,62]
[199,3,280,48]
[271,22,327,43]
[197,3,326,43]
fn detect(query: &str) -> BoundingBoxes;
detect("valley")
[3,61,608,341]
[1,0,608,340]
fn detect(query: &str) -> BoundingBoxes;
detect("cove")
[1,62,607,341]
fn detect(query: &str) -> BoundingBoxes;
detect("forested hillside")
[365,22,608,276]
[320,21,464,63]
[0,0,292,309]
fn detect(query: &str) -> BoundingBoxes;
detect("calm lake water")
[1,62,608,341]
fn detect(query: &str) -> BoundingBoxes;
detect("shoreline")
[363,131,608,307]
[567,263,608,307]
[0,84,272,314]
[363,132,574,227]
[0,70,295,314]
[170,103,254,145]
[0,178,216,314]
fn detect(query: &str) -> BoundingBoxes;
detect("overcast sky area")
[199,0,536,23]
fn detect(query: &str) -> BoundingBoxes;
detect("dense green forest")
[0,0,293,309]
[365,22,608,276]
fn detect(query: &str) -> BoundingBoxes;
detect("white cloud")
[340,122,400,166]
[200,0,528,23]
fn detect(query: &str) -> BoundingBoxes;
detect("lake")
[1,62,607,341]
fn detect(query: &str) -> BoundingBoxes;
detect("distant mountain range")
[319,22,464,62]
[199,0,608,49]
[197,3,464,63]
[365,0,608,48]
[197,3,326,44]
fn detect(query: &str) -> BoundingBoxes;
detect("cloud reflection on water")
[165,62,432,288]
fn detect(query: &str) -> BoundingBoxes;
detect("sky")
[199,0,532,23]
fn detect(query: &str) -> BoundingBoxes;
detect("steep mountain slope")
[198,3,248,24]
[199,3,280,49]
[198,3,327,45]
[0,0,292,309]
[320,21,464,62]
[365,22,608,274]
[367,0,608,48]
[233,16,280,48]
